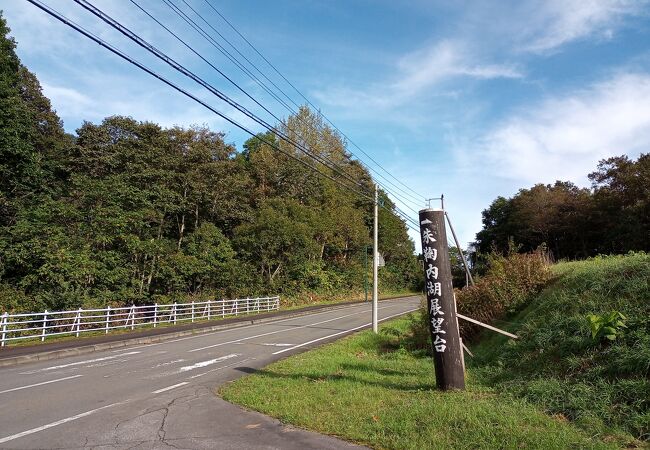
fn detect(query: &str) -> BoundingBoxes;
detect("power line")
[127,0,289,141]
[160,0,424,210]
[126,0,377,204]
[123,0,426,214]
[200,0,428,201]
[179,0,300,113]
[164,0,426,209]
[27,0,371,203]
[28,0,421,239]
[161,0,297,119]
[73,0,373,201]
[184,0,426,207]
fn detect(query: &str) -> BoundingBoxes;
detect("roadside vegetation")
[0,14,419,315]
[222,252,649,448]
[470,252,649,443]
[221,315,617,449]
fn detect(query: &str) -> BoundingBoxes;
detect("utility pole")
[372,184,379,333]
[364,245,369,302]
[419,208,465,390]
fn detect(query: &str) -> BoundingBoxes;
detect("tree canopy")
[0,13,419,312]
[474,154,649,262]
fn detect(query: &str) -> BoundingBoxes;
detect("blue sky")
[3,0,650,249]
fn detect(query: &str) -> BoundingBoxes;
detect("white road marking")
[260,343,293,347]
[0,401,127,444]
[179,354,240,372]
[151,382,189,394]
[150,359,185,369]
[0,375,83,395]
[272,308,419,355]
[188,304,399,353]
[84,358,130,368]
[187,357,256,379]
[19,351,142,374]
[112,298,417,352]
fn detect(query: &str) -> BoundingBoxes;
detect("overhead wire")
[73,0,375,202]
[126,0,386,208]
[199,0,428,202]
[128,0,424,217]
[26,0,374,203]
[163,0,426,210]
[160,0,297,120]
[29,0,422,236]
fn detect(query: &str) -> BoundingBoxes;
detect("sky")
[3,0,650,250]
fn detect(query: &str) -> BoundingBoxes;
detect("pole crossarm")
[456,313,519,339]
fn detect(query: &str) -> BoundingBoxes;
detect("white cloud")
[314,40,522,113]
[393,40,523,94]
[41,83,96,118]
[515,0,646,53]
[480,72,650,184]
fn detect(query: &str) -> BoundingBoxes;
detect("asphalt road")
[0,296,420,449]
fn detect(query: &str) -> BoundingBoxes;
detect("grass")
[221,315,617,449]
[470,252,650,444]
[221,253,649,449]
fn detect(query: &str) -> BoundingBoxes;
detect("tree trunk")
[177,214,185,250]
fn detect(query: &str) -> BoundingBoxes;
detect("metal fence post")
[75,309,82,337]
[153,303,158,328]
[191,301,195,323]
[41,310,48,342]
[207,300,211,320]
[130,305,135,330]
[105,306,111,334]
[222,299,225,318]
[1,312,8,347]
[173,303,177,324]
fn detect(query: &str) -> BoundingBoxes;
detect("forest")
[2,8,647,315]
[474,153,649,263]
[0,14,420,313]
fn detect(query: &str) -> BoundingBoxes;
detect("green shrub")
[407,248,551,353]
[587,311,627,342]
[455,248,552,340]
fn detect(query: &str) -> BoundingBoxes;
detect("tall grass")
[472,252,650,441]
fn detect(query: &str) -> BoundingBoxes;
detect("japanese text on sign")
[421,224,446,353]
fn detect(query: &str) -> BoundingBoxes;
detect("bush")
[408,248,551,352]
[455,248,552,340]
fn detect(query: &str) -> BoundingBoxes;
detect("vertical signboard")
[419,208,465,390]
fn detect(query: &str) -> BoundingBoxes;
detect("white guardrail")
[0,296,280,347]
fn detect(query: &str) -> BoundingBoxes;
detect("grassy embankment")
[220,253,649,449]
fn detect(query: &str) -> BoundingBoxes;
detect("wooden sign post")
[419,208,465,390]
